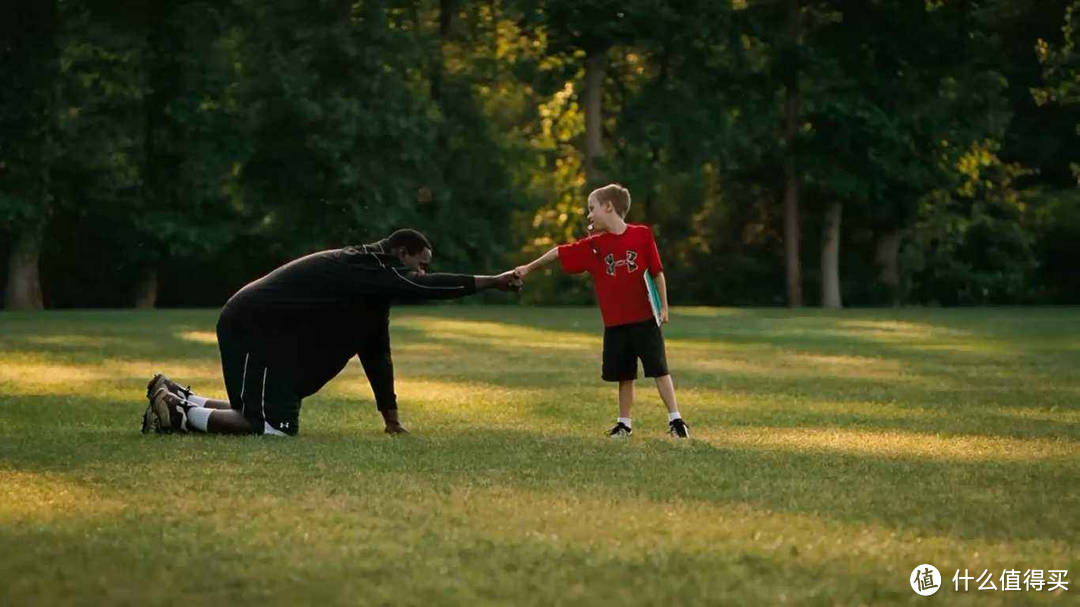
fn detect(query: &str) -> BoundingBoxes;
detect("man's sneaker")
[607,422,633,437]
[140,401,159,434]
[669,418,690,439]
[149,387,193,434]
[146,373,193,403]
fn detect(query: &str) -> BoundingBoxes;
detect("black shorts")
[217,325,302,436]
[602,319,669,382]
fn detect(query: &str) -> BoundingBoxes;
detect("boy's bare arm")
[515,247,559,277]
[655,272,670,324]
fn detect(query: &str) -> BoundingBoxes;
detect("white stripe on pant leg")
[258,367,289,437]
[239,353,250,416]
[261,367,268,434]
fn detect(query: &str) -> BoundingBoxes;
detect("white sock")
[618,417,632,428]
[187,407,212,432]
[668,411,682,422]
[186,394,208,407]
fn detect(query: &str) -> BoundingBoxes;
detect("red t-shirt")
[558,224,664,327]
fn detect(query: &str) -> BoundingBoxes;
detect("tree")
[533,2,631,187]
[1027,0,1080,302]
[420,0,525,273]
[795,0,1020,307]
[1034,1,1080,185]
[34,0,245,308]
[1,1,59,309]
[905,141,1037,305]
[782,0,805,307]
[238,1,442,258]
[134,1,248,307]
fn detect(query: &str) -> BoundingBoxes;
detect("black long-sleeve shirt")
[217,242,478,409]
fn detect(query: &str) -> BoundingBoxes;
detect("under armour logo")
[604,251,639,276]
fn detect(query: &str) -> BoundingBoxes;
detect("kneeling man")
[143,229,521,436]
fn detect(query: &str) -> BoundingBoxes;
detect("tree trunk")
[783,132,802,308]
[5,221,46,310]
[142,10,170,296]
[782,0,803,307]
[133,268,158,309]
[430,0,453,108]
[821,202,843,309]
[875,228,901,306]
[584,48,607,186]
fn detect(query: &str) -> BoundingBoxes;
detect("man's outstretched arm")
[360,268,521,302]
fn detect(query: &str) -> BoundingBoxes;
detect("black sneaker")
[606,422,633,437]
[149,387,194,434]
[668,418,690,439]
[147,373,193,402]
[140,402,158,434]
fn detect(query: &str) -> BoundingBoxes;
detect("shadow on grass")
[1,312,222,364]
[0,504,911,606]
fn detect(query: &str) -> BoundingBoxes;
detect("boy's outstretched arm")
[515,247,559,278]
[654,271,670,324]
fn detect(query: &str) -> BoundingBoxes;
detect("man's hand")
[498,270,524,292]
[660,306,670,324]
[513,265,530,278]
[477,270,523,292]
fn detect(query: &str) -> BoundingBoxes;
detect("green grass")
[1,306,1077,606]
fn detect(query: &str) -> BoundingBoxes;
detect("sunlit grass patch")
[0,356,221,397]
[835,318,970,340]
[715,426,1076,463]
[0,470,128,522]
[396,317,600,350]
[681,350,916,384]
[0,358,106,390]
[20,334,128,348]
[176,330,218,345]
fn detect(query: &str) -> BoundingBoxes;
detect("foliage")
[1029,186,1080,302]
[1033,0,1080,185]
[37,0,248,305]
[3,0,1079,307]
[903,141,1038,305]
[0,2,58,230]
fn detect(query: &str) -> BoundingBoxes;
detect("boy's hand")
[660,306,669,324]
[495,270,524,292]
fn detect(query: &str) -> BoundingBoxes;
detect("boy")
[515,184,689,438]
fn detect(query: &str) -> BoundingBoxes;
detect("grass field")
[1,306,1078,605]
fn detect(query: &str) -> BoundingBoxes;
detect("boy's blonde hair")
[589,183,632,218]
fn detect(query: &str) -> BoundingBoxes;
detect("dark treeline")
[2,0,1078,309]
